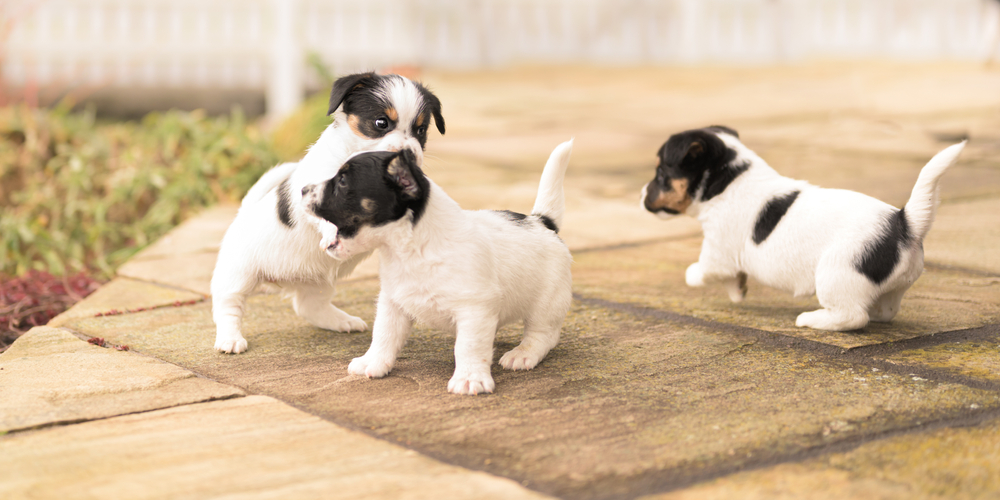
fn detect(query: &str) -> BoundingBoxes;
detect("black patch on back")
[493,210,559,233]
[276,177,294,228]
[752,190,800,244]
[537,215,559,233]
[495,210,528,222]
[855,208,911,285]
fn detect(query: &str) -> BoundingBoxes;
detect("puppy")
[301,140,575,394]
[641,126,965,331]
[211,72,445,354]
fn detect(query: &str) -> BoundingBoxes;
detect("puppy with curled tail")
[302,140,575,395]
[641,126,965,332]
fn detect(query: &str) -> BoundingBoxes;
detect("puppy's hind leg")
[291,282,368,332]
[868,286,909,323]
[500,286,571,371]
[500,318,562,371]
[796,266,873,331]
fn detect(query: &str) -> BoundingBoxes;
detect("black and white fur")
[211,72,445,354]
[301,140,575,395]
[641,126,966,331]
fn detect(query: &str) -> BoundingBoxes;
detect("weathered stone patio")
[2,62,1000,499]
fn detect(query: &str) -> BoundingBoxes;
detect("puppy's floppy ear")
[328,72,377,115]
[385,149,424,199]
[664,131,709,168]
[684,141,705,161]
[416,83,445,135]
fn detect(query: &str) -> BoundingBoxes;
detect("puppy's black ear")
[385,150,424,199]
[664,132,708,168]
[328,72,377,115]
[707,125,739,138]
[417,83,445,135]
[684,141,705,161]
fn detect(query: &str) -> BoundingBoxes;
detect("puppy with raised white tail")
[641,126,965,331]
[301,140,575,395]
[211,72,445,354]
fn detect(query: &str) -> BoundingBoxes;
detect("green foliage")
[0,104,279,278]
[270,91,332,162]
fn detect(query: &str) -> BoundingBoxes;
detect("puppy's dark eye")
[374,118,389,130]
[416,125,428,135]
[337,176,348,189]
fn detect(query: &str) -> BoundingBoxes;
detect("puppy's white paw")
[448,369,495,395]
[214,334,248,354]
[308,310,368,332]
[337,314,369,332]
[685,263,706,287]
[499,346,542,370]
[796,309,868,332]
[348,355,393,378]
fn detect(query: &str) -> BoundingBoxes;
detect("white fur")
[330,140,575,395]
[646,131,965,331]
[211,78,431,354]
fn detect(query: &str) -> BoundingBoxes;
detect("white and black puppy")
[301,140,575,395]
[211,72,445,354]
[641,126,965,331]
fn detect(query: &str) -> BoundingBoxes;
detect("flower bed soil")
[1,270,102,352]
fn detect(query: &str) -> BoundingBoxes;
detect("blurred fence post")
[268,0,303,122]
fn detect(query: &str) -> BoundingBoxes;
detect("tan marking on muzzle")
[361,198,377,213]
[647,178,692,213]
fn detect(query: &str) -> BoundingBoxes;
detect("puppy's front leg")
[304,212,340,253]
[686,263,749,303]
[348,294,412,378]
[449,310,498,395]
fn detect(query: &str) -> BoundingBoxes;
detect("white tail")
[531,139,574,229]
[903,141,966,240]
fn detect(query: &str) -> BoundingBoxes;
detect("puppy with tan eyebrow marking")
[642,126,965,331]
[210,72,444,354]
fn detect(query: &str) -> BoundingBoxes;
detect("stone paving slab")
[48,277,205,328]
[0,327,242,434]
[0,395,551,500]
[59,280,1000,499]
[572,237,1000,348]
[924,197,1000,275]
[884,337,1000,385]
[641,413,1000,500]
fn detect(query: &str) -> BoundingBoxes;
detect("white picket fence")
[2,0,998,119]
